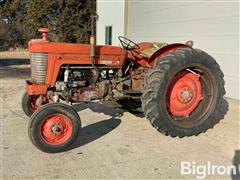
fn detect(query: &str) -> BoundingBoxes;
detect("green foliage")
[0,0,96,50]
[51,0,93,43]
[0,0,29,50]
[26,0,53,38]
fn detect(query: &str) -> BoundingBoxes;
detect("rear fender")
[148,43,191,67]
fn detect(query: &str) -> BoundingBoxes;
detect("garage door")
[127,1,239,100]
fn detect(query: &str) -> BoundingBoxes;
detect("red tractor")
[22,25,225,153]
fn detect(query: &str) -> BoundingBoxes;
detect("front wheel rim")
[30,96,51,112]
[40,114,73,145]
[30,96,40,111]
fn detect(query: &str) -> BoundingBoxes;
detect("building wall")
[96,0,126,46]
[127,1,239,99]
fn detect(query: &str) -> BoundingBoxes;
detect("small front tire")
[28,103,81,153]
[22,91,51,117]
[21,91,37,117]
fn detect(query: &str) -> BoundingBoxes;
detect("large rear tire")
[28,103,81,153]
[142,48,225,137]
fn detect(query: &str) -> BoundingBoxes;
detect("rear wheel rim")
[166,66,216,128]
[168,71,203,117]
[40,114,73,145]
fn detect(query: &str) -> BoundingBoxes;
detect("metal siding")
[97,0,125,46]
[128,1,239,99]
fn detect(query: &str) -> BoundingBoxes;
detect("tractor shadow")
[68,103,123,150]
[68,98,229,151]
[231,149,240,180]
[117,99,145,118]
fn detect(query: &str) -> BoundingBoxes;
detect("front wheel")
[21,91,50,117]
[142,48,225,137]
[28,103,81,153]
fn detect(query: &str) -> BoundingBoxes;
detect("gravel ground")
[0,59,239,179]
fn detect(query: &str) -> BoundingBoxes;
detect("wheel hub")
[51,124,63,134]
[40,114,73,145]
[179,88,193,103]
[168,72,203,117]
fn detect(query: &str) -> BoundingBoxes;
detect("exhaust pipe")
[90,13,99,87]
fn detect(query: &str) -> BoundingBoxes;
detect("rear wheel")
[28,103,81,153]
[142,48,225,137]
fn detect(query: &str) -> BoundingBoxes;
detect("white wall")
[97,0,126,46]
[127,1,239,100]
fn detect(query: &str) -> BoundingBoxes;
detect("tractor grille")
[31,53,48,84]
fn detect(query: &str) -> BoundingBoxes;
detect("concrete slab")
[0,61,239,179]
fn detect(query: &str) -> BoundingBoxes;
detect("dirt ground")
[0,59,239,179]
[0,50,28,59]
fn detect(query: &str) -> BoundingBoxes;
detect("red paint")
[129,43,189,67]
[30,96,40,111]
[26,80,48,95]
[168,72,203,117]
[38,28,50,41]
[40,114,73,145]
[148,44,189,67]
[26,36,190,95]
[29,94,52,112]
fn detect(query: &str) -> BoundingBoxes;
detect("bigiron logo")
[180,161,239,179]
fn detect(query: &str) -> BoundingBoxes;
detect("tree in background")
[0,0,29,49]
[52,0,93,43]
[0,19,11,50]
[26,0,53,39]
[0,0,95,50]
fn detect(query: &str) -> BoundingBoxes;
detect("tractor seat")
[139,42,167,58]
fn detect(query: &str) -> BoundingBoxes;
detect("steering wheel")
[118,36,140,51]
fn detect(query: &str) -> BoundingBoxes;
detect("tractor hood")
[28,40,123,55]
